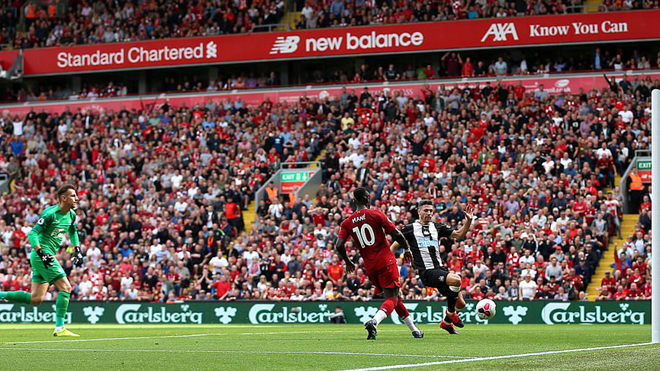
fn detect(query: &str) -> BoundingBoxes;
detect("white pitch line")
[3,330,355,345]
[333,342,656,371]
[0,347,473,359]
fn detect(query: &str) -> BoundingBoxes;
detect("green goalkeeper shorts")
[30,251,67,285]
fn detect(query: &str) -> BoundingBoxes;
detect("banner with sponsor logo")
[0,301,649,325]
[0,10,658,76]
[280,170,317,193]
[637,160,651,183]
[2,71,659,116]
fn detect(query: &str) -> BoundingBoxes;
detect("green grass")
[0,324,657,371]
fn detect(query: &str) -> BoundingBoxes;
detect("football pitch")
[0,324,657,371]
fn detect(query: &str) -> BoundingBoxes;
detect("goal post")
[653,89,659,343]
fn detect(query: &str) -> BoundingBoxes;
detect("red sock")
[394,297,409,318]
[380,297,398,316]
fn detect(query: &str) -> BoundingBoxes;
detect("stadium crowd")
[1,0,658,50]
[3,46,659,103]
[0,70,655,303]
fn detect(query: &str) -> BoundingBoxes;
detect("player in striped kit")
[391,200,473,334]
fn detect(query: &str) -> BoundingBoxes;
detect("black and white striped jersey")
[401,221,454,270]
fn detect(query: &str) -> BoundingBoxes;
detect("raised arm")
[450,205,474,240]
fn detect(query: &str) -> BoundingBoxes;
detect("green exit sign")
[280,172,310,182]
[637,160,651,170]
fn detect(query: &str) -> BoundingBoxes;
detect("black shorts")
[420,267,452,296]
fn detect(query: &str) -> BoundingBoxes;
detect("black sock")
[446,292,457,313]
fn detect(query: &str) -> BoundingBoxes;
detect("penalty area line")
[333,342,655,371]
[0,347,474,359]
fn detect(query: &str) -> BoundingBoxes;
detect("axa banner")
[2,71,659,116]
[3,10,659,75]
[0,301,649,325]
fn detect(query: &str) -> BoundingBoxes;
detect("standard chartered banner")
[0,301,649,325]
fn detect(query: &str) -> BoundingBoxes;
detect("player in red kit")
[336,187,423,340]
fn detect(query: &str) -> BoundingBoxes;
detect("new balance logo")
[481,23,519,42]
[206,41,217,58]
[270,36,300,54]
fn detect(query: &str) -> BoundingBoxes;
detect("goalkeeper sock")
[1,291,31,304]
[55,291,70,328]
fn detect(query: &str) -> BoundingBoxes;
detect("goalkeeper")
[0,185,85,337]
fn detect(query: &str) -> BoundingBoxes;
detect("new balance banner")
[0,301,649,325]
[2,10,659,75]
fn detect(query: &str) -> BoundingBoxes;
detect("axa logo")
[206,41,217,58]
[270,36,300,55]
[214,307,237,324]
[502,306,528,325]
[481,23,519,42]
[83,306,105,324]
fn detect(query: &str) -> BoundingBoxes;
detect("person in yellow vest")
[25,2,36,27]
[265,182,278,205]
[628,168,644,213]
[289,186,300,204]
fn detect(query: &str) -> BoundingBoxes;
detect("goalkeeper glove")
[71,246,84,267]
[35,248,54,268]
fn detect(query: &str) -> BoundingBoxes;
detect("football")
[476,299,497,320]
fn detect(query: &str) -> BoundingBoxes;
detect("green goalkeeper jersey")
[27,205,80,255]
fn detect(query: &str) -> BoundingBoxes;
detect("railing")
[253,161,321,214]
[0,172,9,194]
[252,23,290,32]
[565,4,609,13]
[280,161,320,170]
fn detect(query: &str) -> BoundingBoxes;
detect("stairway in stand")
[240,150,324,240]
[586,175,634,301]
[584,0,603,12]
[277,11,301,31]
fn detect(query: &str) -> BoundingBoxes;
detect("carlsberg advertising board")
[0,301,649,325]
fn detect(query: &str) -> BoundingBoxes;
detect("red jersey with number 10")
[338,208,397,271]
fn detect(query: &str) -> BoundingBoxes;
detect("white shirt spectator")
[209,255,229,274]
[519,255,536,265]
[348,137,361,149]
[596,147,612,159]
[243,250,260,267]
[520,280,537,299]
[618,109,634,123]
[521,268,537,280]
[13,120,23,136]
[120,276,134,290]
[86,246,102,264]
[79,279,93,298]
[171,174,184,189]
[301,4,314,19]
[174,200,188,213]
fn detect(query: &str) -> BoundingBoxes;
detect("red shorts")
[366,263,400,295]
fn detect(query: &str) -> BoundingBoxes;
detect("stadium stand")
[3,46,659,102]
[0,72,654,302]
[2,0,658,50]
